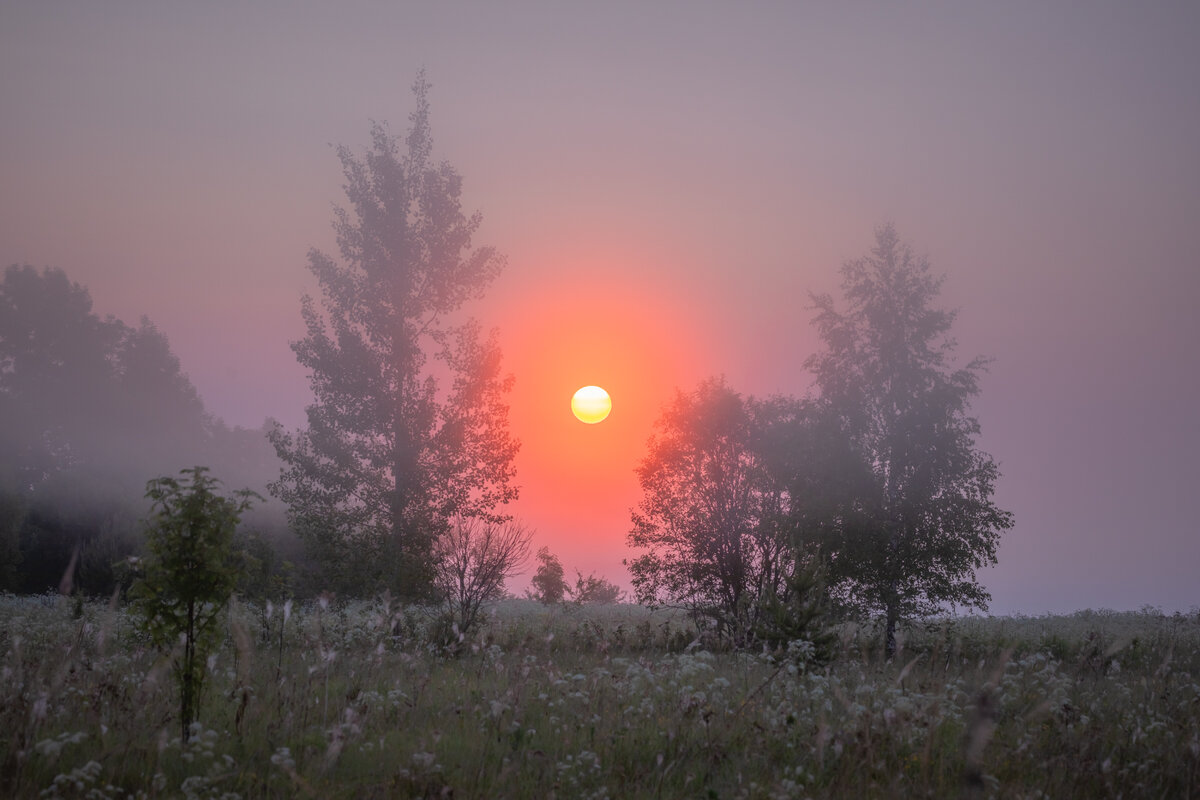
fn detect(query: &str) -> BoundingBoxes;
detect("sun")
[571,385,612,424]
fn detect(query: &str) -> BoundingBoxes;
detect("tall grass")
[2,594,1197,798]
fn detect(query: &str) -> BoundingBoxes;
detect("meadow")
[1,595,1197,799]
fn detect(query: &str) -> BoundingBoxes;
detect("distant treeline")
[0,264,298,597]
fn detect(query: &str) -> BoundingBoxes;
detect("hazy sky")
[3,1,1197,614]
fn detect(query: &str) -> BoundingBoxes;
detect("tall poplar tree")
[806,225,1012,657]
[270,75,519,597]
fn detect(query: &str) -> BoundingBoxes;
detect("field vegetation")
[2,595,1197,799]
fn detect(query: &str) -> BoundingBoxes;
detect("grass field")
[2,595,1197,798]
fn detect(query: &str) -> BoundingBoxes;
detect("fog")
[1,2,1197,613]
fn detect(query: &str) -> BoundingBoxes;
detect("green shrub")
[128,467,257,741]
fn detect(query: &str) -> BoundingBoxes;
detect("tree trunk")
[390,455,408,557]
[390,330,421,594]
[183,599,196,742]
[884,603,899,661]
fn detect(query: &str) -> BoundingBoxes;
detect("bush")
[753,559,836,664]
[570,571,626,604]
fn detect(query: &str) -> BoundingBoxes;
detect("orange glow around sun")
[483,259,708,579]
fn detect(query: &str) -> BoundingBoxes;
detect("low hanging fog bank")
[0,264,293,596]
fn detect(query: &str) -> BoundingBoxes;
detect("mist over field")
[2,2,1198,615]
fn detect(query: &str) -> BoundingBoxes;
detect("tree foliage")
[527,546,568,605]
[0,467,23,592]
[626,378,806,645]
[751,558,836,665]
[0,265,279,595]
[526,549,626,605]
[269,74,518,599]
[129,467,258,741]
[0,266,208,491]
[806,225,1013,656]
[570,571,626,605]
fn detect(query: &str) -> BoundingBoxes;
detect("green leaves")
[130,467,258,740]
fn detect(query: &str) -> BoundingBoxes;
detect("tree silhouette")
[269,74,518,598]
[0,266,212,488]
[0,266,125,488]
[527,546,568,605]
[626,378,799,645]
[807,225,1012,657]
[0,265,237,594]
[569,570,626,604]
[433,517,531,640]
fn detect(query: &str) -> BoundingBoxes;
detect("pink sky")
[2,1,1198,614]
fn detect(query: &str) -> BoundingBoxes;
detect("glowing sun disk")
[572,385,612,424]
